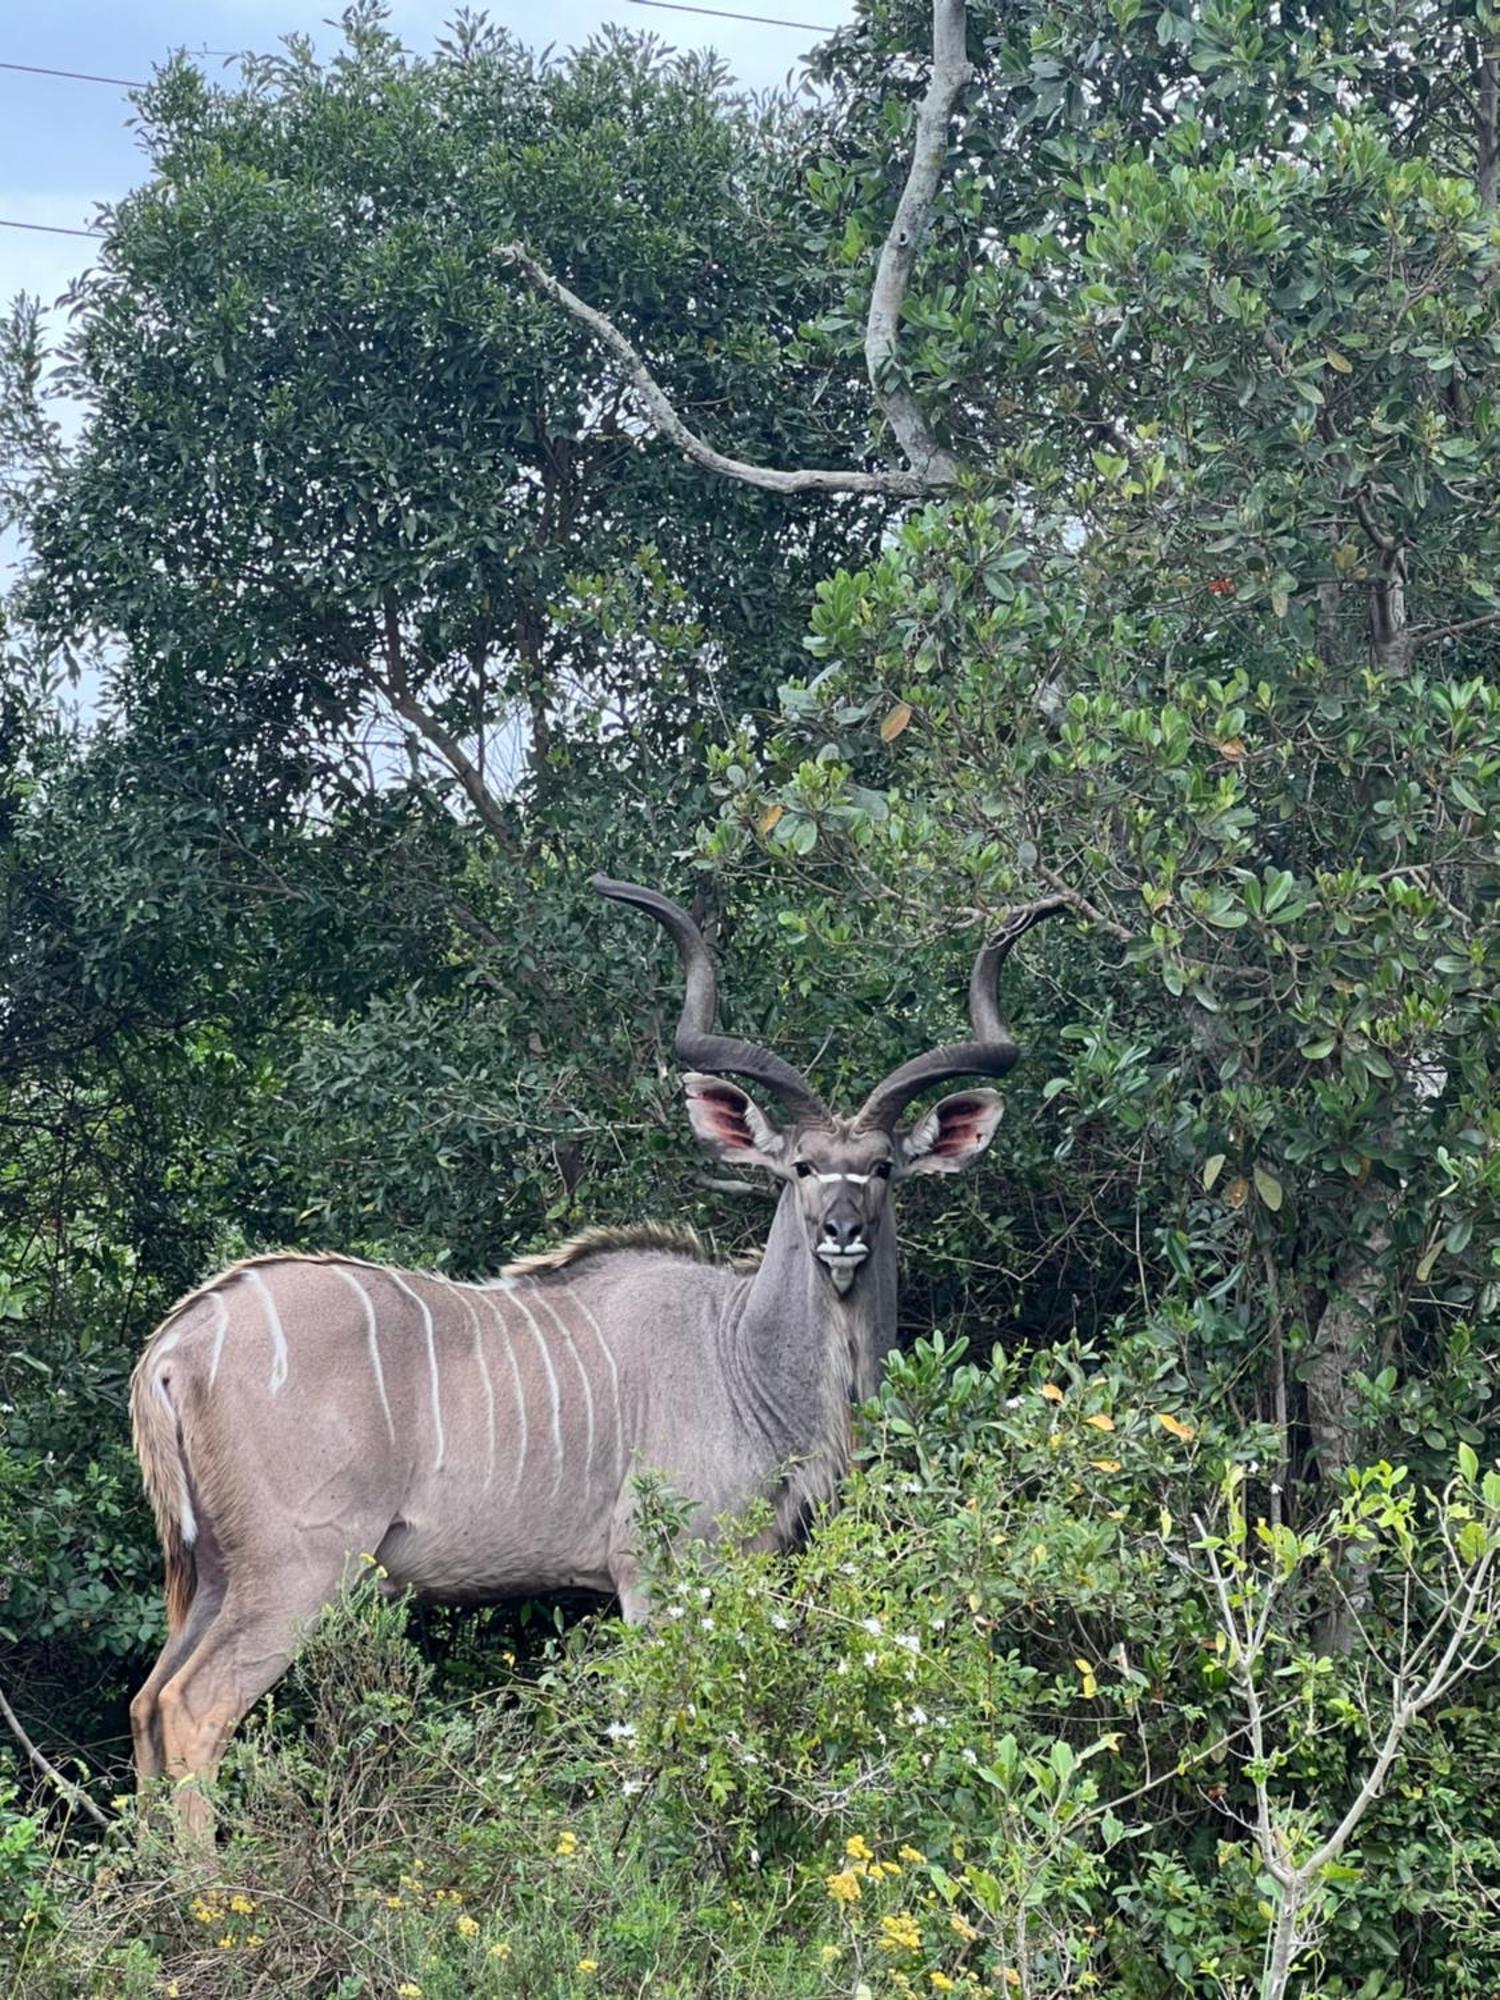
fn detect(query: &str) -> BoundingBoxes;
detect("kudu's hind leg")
[155,1562,348,1841]
[130,1580,226,1786]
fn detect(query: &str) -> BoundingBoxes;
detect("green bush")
[17,1338,1500,2000]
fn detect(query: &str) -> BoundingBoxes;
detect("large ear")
[682,1074,790,1174]
[897,1089,1005,1176]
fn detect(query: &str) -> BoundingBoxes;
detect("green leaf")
[1253,1165,1283,1213]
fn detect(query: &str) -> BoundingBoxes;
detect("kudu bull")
[130,875,1063,1828]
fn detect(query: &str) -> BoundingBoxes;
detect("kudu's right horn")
[593,876,829,1124]
[853,899,1070,1133]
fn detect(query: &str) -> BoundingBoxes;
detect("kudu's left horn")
[593,875,829,1123]
[853,899,1070,1133]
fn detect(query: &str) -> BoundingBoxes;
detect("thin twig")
[0,1685,112,1829]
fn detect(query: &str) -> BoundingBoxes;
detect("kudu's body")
[130,876,1062,1831]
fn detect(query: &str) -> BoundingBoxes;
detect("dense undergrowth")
[7,1333,1499,2000]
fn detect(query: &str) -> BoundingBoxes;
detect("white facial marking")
[206,1293,228,1389]
[243,1268,289,1394]
[569,1291,624,1474]
[480,1291,529,1495]
[813,1170,871,1185]
[532,1290,595,1481]
[330,1266,396,1445]
[387,1271,445,1472]
[508,1285,564,1499]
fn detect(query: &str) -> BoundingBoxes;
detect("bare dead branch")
[863,0,969,483]
[0,1683,112,1829]
[1479,47,1498,209]
[499,0,973,497]
[496,245,934,497]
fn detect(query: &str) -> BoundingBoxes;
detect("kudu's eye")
[794,1160,813,1179]
[873,1160,893,1181]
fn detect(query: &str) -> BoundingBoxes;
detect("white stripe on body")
[444,1281,496,1490]
[529,1286,596,1482]
[329,1265,397,1445]
[564,1289,624,1477]
[386,1271,446,1471]
[243,1268,289,1394]
[476,1287,530,1496]
[206,1293,229,1389]
[506,1285,565,1500]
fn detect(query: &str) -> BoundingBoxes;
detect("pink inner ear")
[700,1087,754,1149]
[931,1098,986,1156]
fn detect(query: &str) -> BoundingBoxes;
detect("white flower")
[700,1617,716,1632]
[836,1658,850,1676]
[605,1721,637,1741]
[894,1633,920,1655]
[962,1746,978,1766]
[908,1704,929,1726]
[862,1616,883,1636]
[622,1779,643,1796]
[666,1605,686,1621]
[929,1616,946,1631]
[770,1613,789,1630]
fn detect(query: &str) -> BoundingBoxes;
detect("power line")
[0,51,236,91]
[0,216,103,239]
[625,0,833,28]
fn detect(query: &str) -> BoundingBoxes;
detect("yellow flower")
[577,1959,599,1975]
[826,1868,863,1904]
[899,1844,927,1864]
[386,1895,404,1909]
[489,1941,513,1960]
[930,1978,956,1993]
[555,1829,579,1856]
[819,1943,842,1963]
[949,1913,980,1942]
[845,1833,875,1862]
[164,1986,180,1998]
[246,1935,265,1948]
[455,1913,479,1939]
[229,1894,256,1916]
[878,1912,922,1954]
[1001,1972,1022,1989]
[397,1986,423,1999]
[216,1935,236,1949]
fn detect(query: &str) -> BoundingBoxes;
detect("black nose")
[822,1210,864,1250]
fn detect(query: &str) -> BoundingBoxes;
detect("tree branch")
[374,593,520,857]
[496,245,933,497]
[1479,46,1498,210]
[863,0,969,483]
[0,1684,112,1829]
[498,0,972,497]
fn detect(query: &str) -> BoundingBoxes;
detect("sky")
[0,0,845,611]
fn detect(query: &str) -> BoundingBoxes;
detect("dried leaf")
[1089,1458,1122,1474]
[1157,1412,1196,1442]
[1084,1412,1115,1431]
[1075,1658,1098,1699]
[1224,1175,1250,1210]
[1201,1153,1226,1191]
[1216,738,1246,762]
[758,802,784,835]
[1039,1382,1066,1403]
[880,701,913,743]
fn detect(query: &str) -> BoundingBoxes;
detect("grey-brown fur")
[128,875,1062,1837]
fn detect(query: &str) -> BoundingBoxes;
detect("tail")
[130,1348,197,1633]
